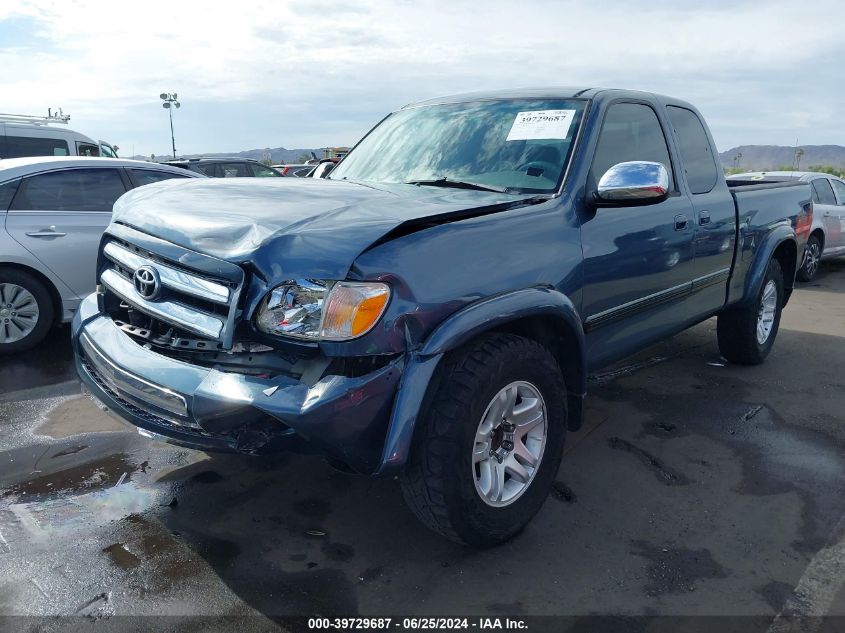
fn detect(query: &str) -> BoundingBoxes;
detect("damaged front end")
[74,296,404,473]
[72,222,406,474]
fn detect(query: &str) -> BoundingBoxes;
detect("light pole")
[159,92,180,158]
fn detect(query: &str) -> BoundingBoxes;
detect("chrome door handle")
[674,214,689,231]
[26,225,66,238]
[698,210,711,225]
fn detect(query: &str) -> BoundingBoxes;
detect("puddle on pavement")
[2,452,140,501]
[8,480,158,544]
[34,394,127,439]
[0,449,164,554]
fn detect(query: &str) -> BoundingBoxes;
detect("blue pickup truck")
[72,88,812,546]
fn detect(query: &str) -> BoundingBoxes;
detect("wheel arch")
[741,228,798,309]
[375,287,587,476]
[771,238,798,306]
[809,227,825,252]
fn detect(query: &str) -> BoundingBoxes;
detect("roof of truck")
[729,171,844,182]
[404,87,697,111]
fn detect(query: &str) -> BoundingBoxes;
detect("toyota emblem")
[133,266,161,300]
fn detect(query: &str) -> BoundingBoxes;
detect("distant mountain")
[131,147,323,164]
[719,145,845,171]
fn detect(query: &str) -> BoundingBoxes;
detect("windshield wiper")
[405,177,510,194]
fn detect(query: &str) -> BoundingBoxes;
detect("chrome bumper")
[72,293,404,471]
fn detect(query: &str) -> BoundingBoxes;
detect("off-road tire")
[400,333,567,547]
[717,258,783,365]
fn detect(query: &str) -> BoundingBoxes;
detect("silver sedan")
[0,156,203,352]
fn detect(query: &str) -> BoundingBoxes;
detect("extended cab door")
[580,101,696,367]
[666,105,736,313]
[5,167,127,297]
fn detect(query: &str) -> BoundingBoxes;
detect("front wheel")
[400,333,567,547]
[717,258,784,365]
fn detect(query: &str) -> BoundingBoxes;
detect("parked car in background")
[728,171,845,281]
[306,159,337,178]
[73,88,811,546]
[164,158,282,178]
[272,163,314,177]
[0,112,119,159]
[0,156,202,353]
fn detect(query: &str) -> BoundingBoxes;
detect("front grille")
[99,233,243,347]
[81,354,214,438]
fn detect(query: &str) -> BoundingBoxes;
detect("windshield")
[331,99,587,194]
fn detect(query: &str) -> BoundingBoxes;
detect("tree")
[806,165,845,177]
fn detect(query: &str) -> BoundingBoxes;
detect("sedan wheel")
[0,270,54,354]
[0,283,40,344]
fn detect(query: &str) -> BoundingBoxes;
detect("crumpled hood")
[112,177,536,280]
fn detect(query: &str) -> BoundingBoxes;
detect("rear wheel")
[0,269,54,354]
[400,333,567,547]
[796,234,822,282]
[717,258,783,365]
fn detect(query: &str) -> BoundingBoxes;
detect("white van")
[0,112,118,159]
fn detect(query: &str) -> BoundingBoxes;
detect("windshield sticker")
[506,110,576,141]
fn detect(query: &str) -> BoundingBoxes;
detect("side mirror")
[595,161,670,205]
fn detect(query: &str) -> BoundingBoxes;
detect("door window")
[219,163,249,177]
[195,163,219,177]
[810,178,837,205]
[4,136,69,158]
[129,169,189,186]
[10,168,126,212]
[0,179,21,211]
[590,103,674,190]
[250,163,281,177]
[829,179,845,205]
[666,106,718,194]
[76,142,101,157]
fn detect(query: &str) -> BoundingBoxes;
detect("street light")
[159,92,180,158]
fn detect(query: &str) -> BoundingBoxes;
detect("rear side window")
[667,106,718,194]
[810,178,837,205]
[129,169,188,186]
[4,136,70,158]
[831,179,845,205]
[590,103,674,190]
[10,168,126,212]
[0,179,21,211]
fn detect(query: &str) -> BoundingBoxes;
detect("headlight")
[255,279,390,342]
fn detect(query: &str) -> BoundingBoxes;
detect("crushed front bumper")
[71,294,404,473]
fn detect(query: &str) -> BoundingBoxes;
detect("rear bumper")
[71,293,403,473]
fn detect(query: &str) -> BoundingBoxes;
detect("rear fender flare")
[741,226,797,307]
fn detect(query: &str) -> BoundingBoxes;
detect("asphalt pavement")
[1,259,844,631]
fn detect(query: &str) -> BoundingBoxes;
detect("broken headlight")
[255,280,390,342]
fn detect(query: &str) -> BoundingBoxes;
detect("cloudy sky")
[1,0,841,157]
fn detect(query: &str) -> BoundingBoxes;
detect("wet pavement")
[1,260,844,629]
